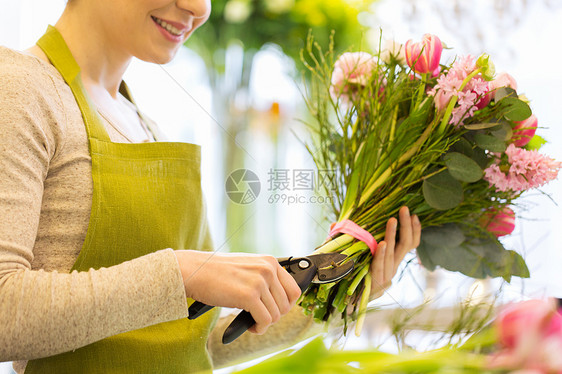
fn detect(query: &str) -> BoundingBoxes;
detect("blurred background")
[1,0,561,372]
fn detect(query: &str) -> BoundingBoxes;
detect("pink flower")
[496,299,561,348]
[431,66,441,77]
[489,299,562,373]
[512,114,538,147]
[428,55,489,126]
[480,207,515,237]
[433,89,449,112]
[488,72,518,99]
[330,52,377,103]
[475,88,491,109]
[483,144,562,192]
[405,34,443,74]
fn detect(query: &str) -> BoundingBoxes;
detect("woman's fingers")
[412,214,422,248]
[383,218,397,282]
[249,286,279,334]
[397,206,413,257]
[395,206,422,272]
[276,264,302,309]
[369,206,422,300]
[370,241,387,298]
[246,292,275,334]
[177,251,301,336]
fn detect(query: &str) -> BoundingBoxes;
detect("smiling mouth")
[151,16,185,37]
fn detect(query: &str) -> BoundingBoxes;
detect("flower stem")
[389,105,398,143]
[339,113,439,220]
[314,234,354,253]
[355,273,371,337]
[347,265,370,296]
[415,73,428,109]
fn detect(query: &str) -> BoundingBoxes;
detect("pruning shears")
[187,253,354,344]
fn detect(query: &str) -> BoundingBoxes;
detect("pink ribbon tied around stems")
[329,219,378,256]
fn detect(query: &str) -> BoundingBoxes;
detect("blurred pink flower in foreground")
[479,207,515,237]
[483,144,561,192]
[330,52,377,103]
[405,34,443,74]
[489,299,562,373]
[512,114,538,147]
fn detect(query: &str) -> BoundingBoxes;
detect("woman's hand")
[174,251,302,335]
[370,206,421,299]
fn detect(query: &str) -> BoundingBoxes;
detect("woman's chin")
[139,48,179,65]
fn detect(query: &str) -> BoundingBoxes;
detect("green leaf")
[525,134,547,151]
[464,122,503,130]
[471,147,491,169]
[499,97,532,121]
[490,122,513,141]
[417,233,530,280]
[417,239,488,278]
[449,137,473,157]
[474,133,506,153]
[237,337,329,374]
[339,168,360,218]
[494,87,517,102]
[461,237,530,281]
[422,170,463,210]
[504,250,530,280]
[444,152,483,183]
[421,223,466,249]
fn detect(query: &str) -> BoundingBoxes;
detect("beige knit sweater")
[0,46,316,372]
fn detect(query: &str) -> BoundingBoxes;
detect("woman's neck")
[53,6,131,98]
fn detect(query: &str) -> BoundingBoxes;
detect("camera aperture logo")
[225,169,261,204]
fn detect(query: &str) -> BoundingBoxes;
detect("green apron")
[25,26,219,373]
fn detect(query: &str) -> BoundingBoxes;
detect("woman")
[0,0,421,372]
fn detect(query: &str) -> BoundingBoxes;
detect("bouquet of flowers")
[298,33,561,333]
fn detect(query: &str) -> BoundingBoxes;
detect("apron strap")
[118,81,162,142]
[36,25,111,142]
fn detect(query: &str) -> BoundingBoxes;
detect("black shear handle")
[187,301,214,320]
[222,261,317,344]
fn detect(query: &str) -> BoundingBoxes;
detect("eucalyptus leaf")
[462,238,530,280]
[474,133,506,153]
[490,122,513,141]
[503,250,530,279]
[499,97,532,121]
[449,137,473,157]
[420,223,465,249]
[471,147,491,169]
[494,87,517,102]
[417,234,530,281]
[464,122,503,130]
[422,170,463,210]
[444,152,483,182]
[417,240,488,278]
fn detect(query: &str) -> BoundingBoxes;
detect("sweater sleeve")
[0,54,189,361]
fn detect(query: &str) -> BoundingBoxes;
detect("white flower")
[380,39,406,65]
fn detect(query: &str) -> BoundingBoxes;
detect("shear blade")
[308,253,354,284]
